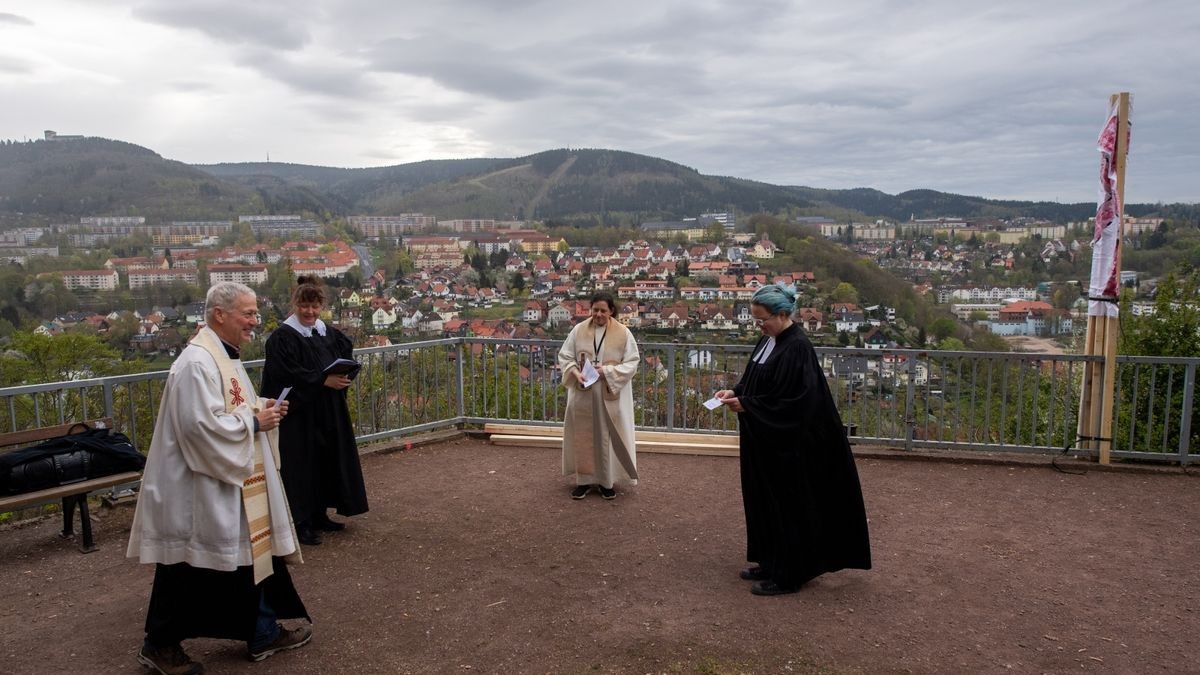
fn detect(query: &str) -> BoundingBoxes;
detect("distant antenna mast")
[267,151,270,162]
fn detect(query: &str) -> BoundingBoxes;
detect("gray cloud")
[364,36,550,101]
[0,12,34,26]
[232,47,374,99]
[132,1,313,50]
[0,55,33,74]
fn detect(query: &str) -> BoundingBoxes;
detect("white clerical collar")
[752,336,776,364]
[284,314,327,337]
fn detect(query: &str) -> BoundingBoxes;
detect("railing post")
[103,380,115,422]
[665,344,676,431]
[1178,362,1196,465]
[456,339,466,422]
[905,355,917,452]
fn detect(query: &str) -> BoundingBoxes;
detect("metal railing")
[2,338,1196,465]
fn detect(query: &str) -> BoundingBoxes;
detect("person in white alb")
[127,282,313,674]
[557,291,640,500]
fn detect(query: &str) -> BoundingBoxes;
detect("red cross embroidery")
[229,378,245,406]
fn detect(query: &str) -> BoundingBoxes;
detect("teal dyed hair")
[751,283,797,316]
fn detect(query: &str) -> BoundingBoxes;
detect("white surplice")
[127,328,300,572]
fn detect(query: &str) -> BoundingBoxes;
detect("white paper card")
[580,360,600,388]
[273,387,292,408]
[703,396,724,410]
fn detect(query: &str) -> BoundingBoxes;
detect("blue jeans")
[248,590,281,652]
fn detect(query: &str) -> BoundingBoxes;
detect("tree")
[1120,264,1200,358]
[929,318,957,342]
[704,221,725,243]
[0,331,125,385]
[937,337,967,351]
[830,282,859,305]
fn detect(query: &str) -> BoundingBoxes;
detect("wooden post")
[1078,92,1130,464]
[1097,92,1131,464]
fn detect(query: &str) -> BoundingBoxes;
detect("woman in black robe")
[716,283,871,595]
[262,276,368,545]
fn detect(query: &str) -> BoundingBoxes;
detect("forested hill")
[1,138,1188,225]
[0,137,264,222]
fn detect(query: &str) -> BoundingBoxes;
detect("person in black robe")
[716,283,871,595]
[261,276,368,546]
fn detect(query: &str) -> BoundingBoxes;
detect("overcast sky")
[1,1,1196,204]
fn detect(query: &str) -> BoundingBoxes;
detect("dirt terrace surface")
[1,437,1197,674]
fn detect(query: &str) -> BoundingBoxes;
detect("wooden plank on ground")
[483,424,560,437]
[484,423,737,447]
[487,433,739,457]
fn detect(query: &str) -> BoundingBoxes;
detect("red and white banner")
[1088,100,1127,318]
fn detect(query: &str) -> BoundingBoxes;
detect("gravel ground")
[1,437,1197,674]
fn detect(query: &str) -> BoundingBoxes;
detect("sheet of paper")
[580,360,600,388]
[703,396,724,411]
[273,386,292,408]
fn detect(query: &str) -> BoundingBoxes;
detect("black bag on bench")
[0,427,145,495]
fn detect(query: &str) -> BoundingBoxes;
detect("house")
[523,300,548,323]
[546,303,573,327]
[834,312,868,333]
[733,302,753,325]
[372,307,397,329]
[699,304,735,331]
[659,304,691,329]
[400,308,424,329]
[749,236,777,259]
[618,302,641,327]
[182,302,206,324]
[862,327,890,349]
[795,307,823,332]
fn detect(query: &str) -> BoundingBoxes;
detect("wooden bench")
[483,423,741,457]
[0,418,141,553]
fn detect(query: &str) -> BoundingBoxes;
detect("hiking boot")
[137,643,204,675]
[598,486,617,500]
[249,624,313,662]
[570,485,592,500]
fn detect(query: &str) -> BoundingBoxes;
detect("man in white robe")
[558,292,640,499]
[127,282,312,674]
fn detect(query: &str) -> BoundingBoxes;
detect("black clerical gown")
[734,323,871,588]
[146,557,308,646]
[261,324,368,524]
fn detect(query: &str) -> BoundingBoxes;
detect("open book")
[323,357,361,380]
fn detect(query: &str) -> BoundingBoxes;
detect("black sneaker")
[136,643,204,675]
[570,485,592,499]
[249,624,313,662]
[598,486,617,500]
